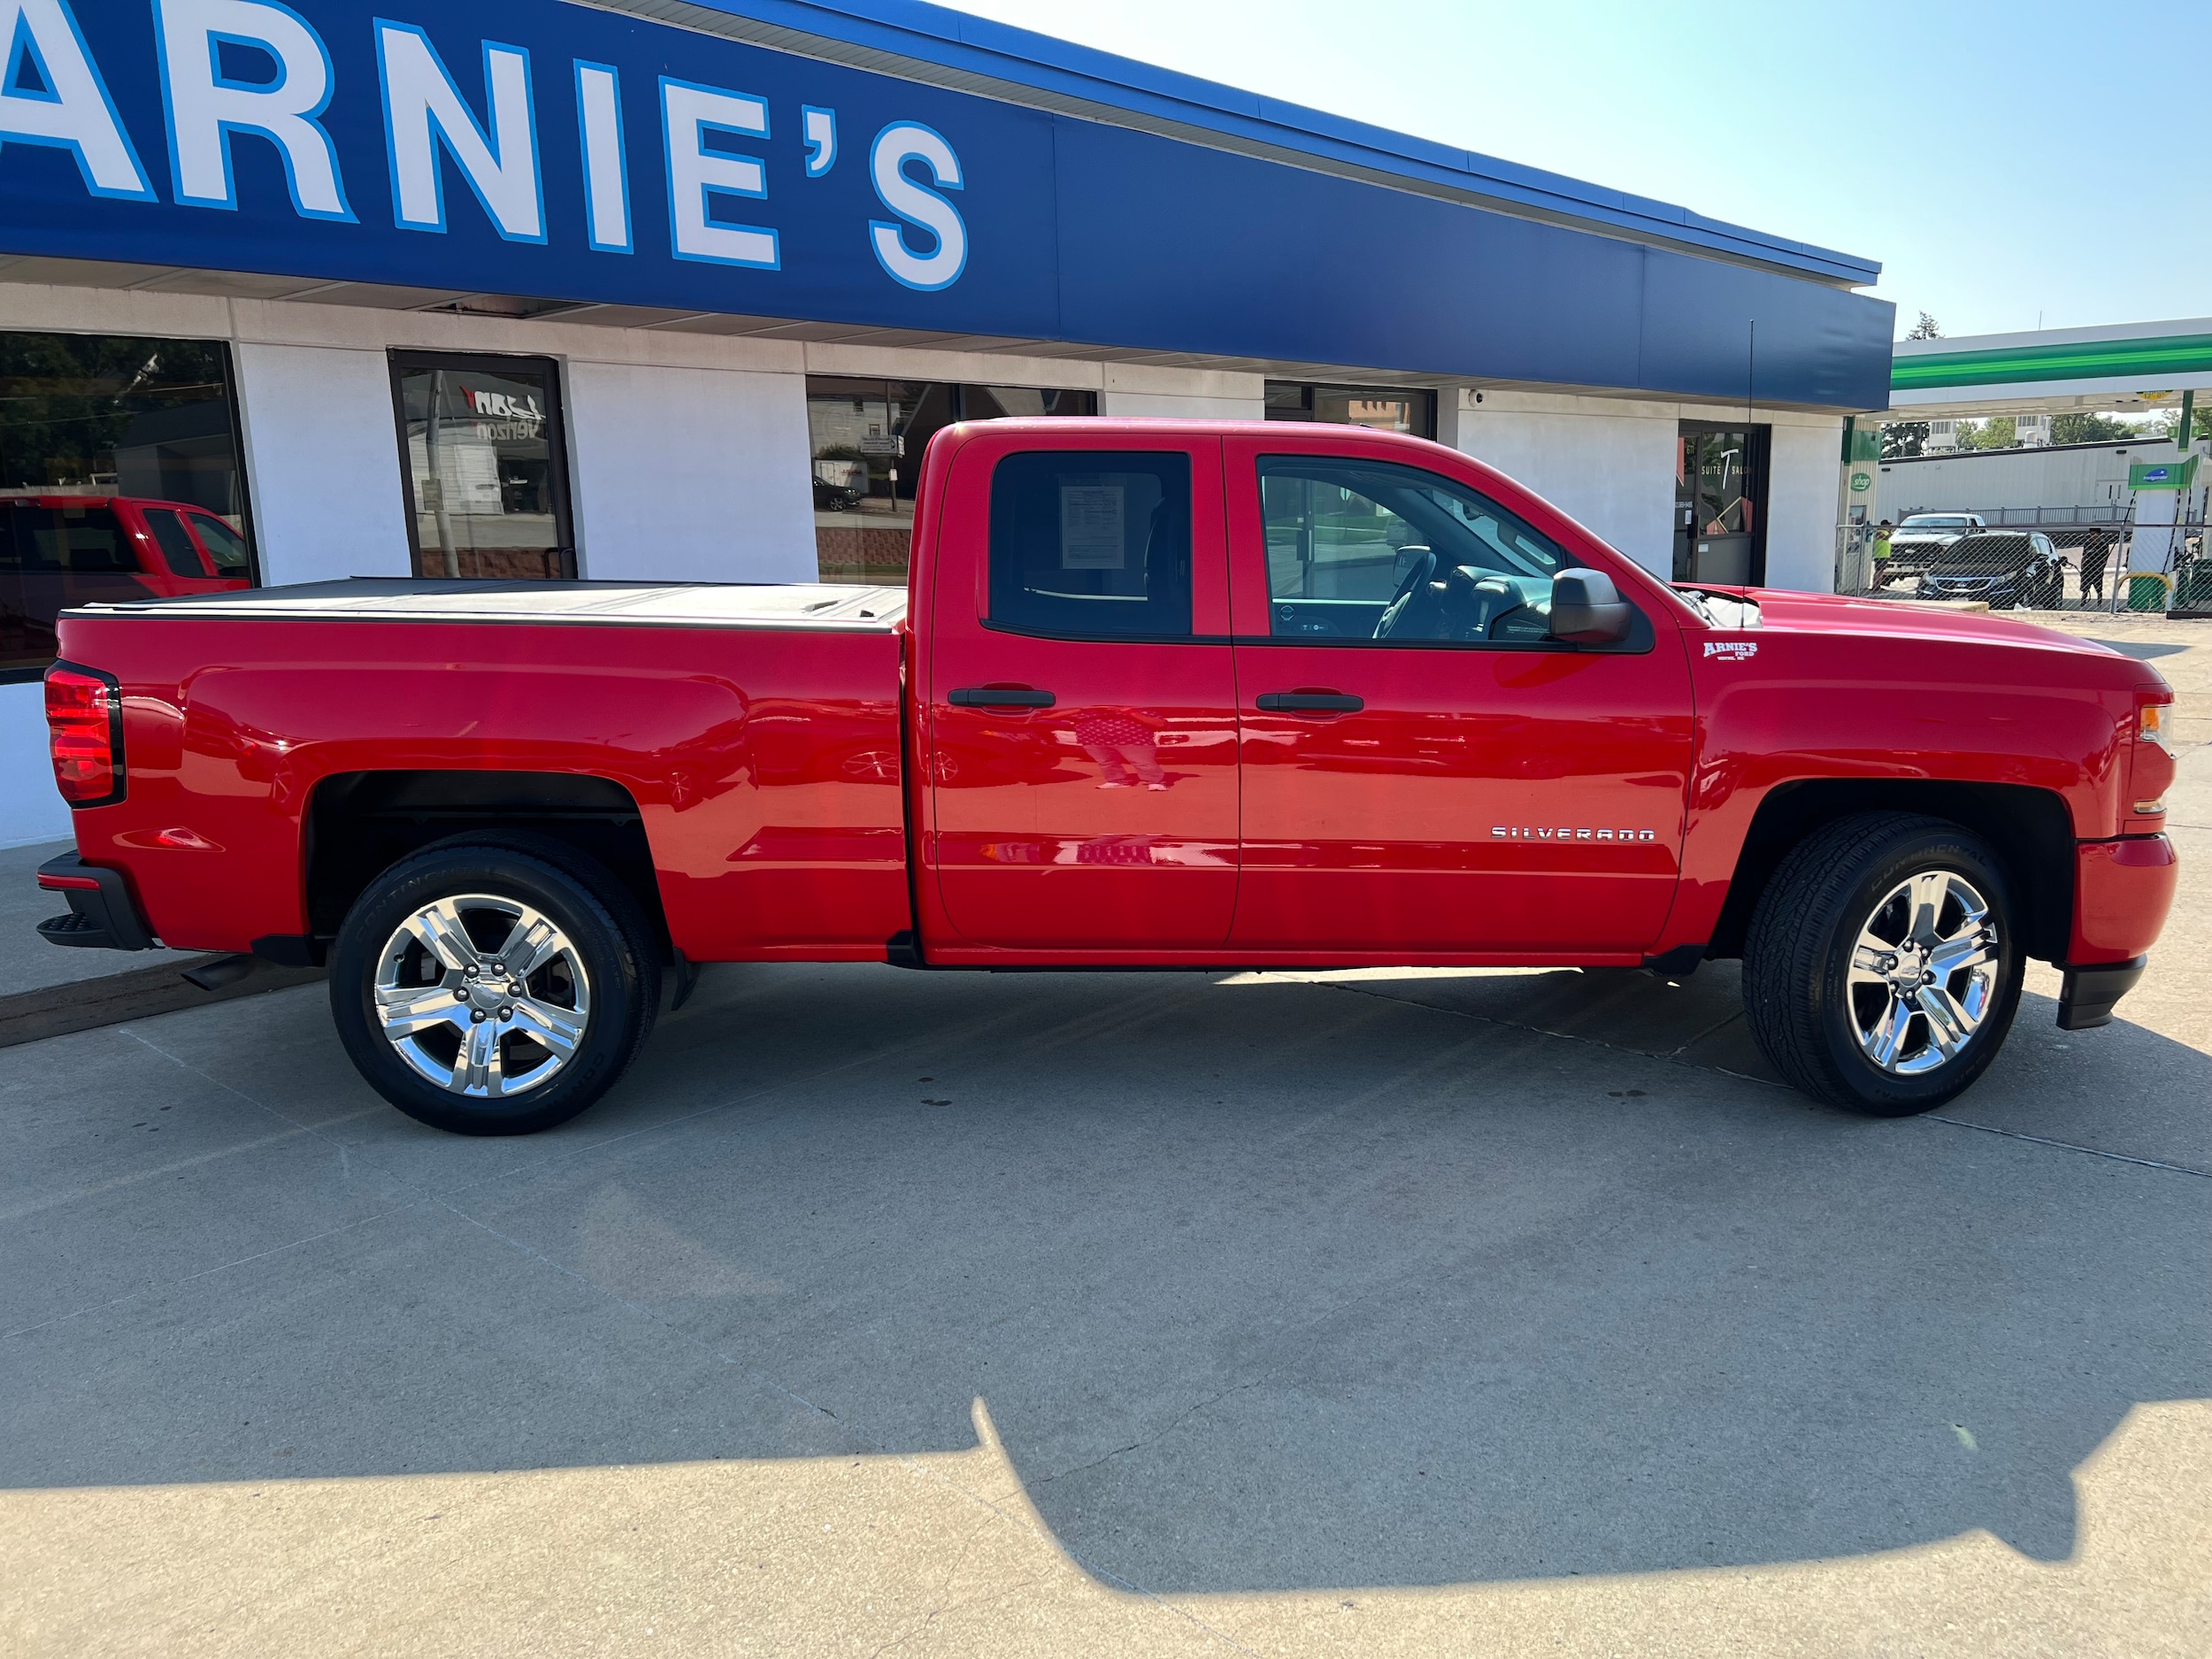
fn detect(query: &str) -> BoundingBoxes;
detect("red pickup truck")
[36,420,2178,1134]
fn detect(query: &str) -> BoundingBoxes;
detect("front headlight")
[2139,702,2171,749]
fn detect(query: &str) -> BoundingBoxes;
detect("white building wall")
[1763,419,1847,592]
[1878,443,2153,518]
[1447,388,1844,592]
[233,342,412,583]
[1446,390,1680,580]
[1,681,70,848]
[1098,365,1264,420]
[565,361,815,582]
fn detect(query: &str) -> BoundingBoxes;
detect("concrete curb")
[0,954,325,1048]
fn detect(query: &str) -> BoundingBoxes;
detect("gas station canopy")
[1887,318,2212,420]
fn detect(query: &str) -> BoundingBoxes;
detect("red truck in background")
[35,420,2179,1135]
[3,490,252,675]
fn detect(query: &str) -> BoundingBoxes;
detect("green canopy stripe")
[1893,334,2212,389]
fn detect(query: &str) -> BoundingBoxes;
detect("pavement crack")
[1035,1381,1260,1490]
[865,1514,1008,1659]
[3,1201,427,1340]
[1311,981,2211,1176]
[1319,979,1789,1089]
[1924,1115,2211,1179]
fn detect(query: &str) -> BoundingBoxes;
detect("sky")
[945,0,2211,343]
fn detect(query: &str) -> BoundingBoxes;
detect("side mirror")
[1549,567,1632,644]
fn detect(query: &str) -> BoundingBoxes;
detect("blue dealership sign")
[0,0,1060,335]
[0,0,1893,407]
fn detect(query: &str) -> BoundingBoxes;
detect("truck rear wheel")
[329,838,660,1135]
[1742,813,2023,1116]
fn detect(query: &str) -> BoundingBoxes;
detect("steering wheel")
[1372,549,1439,639]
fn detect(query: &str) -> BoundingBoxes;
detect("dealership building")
[0,0,1892,846]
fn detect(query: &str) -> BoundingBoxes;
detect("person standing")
[1870,520,1894,588]
[2079,530,2109,607]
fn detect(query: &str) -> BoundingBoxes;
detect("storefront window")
[391,353,574,580]
[1265,381,1437,440]
[0,331,254,680]
[806,378,1095,582]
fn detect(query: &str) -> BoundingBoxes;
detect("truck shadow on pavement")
[3,960,2207,1594]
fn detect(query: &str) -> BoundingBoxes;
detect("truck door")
[1224,433,1694,955]
[922,430,1239,949]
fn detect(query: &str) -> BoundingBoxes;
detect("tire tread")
[1742,811,2007,1112]
[329,839,658,1135]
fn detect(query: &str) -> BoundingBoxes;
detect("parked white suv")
[1889,513,1987,574]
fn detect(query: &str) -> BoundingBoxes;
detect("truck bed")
[56,580,912,964]
[67,577,910,630]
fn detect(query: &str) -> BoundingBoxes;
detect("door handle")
[1256,691,1363,713]
[949,686,1056,708]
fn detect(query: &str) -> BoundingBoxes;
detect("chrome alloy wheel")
[1847,870,2000,1076]
[372,895,591,1098]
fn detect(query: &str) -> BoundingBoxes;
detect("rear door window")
[987,451,1193,639]
[187,512,253,576]
[142,508,209,576]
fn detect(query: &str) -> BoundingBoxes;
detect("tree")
[0,333,233,489]
[1880,421,1928,459]
[1957,416,2016,450]
[2145,405,2212,445]
[1879,423,1924,459]
[2051,411,2135,445]
[1906,311,1942,341]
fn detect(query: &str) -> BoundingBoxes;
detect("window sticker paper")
[1059,481,1125,569]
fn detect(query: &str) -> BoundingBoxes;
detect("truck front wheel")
[329,839,660,1135]
[1743,813,2023,1115]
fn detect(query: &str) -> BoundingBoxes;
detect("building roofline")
[589,0,1883,288]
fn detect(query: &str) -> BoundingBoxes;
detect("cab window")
[188,512,252,575]
[988,451,1192,639]
[1,503,154,677]
[142,508,207,576]
[1259,457,1565,644]
[12,503,135,573]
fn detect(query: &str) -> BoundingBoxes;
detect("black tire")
[1742,813,2023,1116]
[329,836,661,1135]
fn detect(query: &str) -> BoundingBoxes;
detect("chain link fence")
[1833,514,2212,614]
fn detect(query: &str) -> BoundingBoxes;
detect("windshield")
[1901,516,1972,529]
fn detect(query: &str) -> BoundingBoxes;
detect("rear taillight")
[45,662,125,807]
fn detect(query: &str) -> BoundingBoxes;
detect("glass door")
[1674,422,1769,585]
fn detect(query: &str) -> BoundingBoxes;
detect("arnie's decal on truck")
[1703,639,1759,661]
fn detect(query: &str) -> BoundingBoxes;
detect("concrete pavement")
[2,611,2207,1657]
[0,840,322,1047]
[0,839,199,998]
